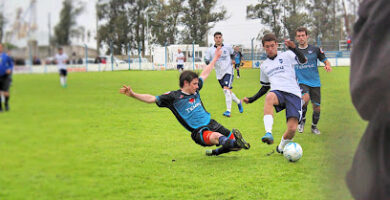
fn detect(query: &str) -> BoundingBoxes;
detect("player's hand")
[5,69,11,75]
[324,65,332,72]
[215,46,222,58]
[120,85,135,97]
[242,97,250,104]
[284,40,296,49]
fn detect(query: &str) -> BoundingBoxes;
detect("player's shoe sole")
[311,127,321,135]
[261,132,274,144]
[232,129,250,149]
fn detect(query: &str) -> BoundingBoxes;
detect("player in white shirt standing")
[204,32,244,117]
[55,47,69,88]
[242,33,307,154]
[176,49,185,72]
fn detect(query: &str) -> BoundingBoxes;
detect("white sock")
[64,77,67,85]
[223,89,232,112]
[60,77,64,86]
[263,115,273,133]
[278,136,293,151]
[231,92,240,104]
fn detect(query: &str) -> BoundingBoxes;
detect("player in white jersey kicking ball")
[242,33,307,154]
[204,32,243,117]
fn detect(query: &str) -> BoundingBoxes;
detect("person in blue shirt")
[294,27,332,135]
[0,44,14,112]
[233,46,243,78]
[119,47,250,156]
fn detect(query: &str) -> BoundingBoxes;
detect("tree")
[181,0,226,46]
[150,0,184,45]
[53,0,84,46]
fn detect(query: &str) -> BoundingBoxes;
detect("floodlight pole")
[192,41,195,71]
[84,44,88,72]
[128,44,131,70]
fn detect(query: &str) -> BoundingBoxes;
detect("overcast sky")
[2,0,356,49]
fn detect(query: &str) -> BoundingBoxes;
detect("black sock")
[237,69,240,76]
[218,136,236,148]
[312,111,320,127]
[5,96,9,106]
[302,104,307,120]
[213,147,231,155]
[0,98,2,110]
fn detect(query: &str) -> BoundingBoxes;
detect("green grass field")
[0,68,366,199]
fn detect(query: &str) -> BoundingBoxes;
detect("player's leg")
[310,87,321,134]
[220,74,234,117]
[276,93,301,153]
[298,84,310,133]
[0,91,3,112]
[3,91,9,111]
[235,64,240,78]
[261,91,280,144]
[224,74,243,114]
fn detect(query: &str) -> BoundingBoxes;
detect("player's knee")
[265,93,277,104]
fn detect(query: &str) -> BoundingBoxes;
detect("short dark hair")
[262,33,277,46]
[58,47,63,51]
[296,27,308,35]
[214,32,222,37]
[179,70,199,88]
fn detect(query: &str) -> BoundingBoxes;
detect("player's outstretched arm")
[242,85,270,104]
[200,46,222,81]
[284,40,307,64]
[324,60,332,72]
[120,85,156,103]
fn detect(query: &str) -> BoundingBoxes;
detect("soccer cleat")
[238,101,244,113]
[276,145,283,154]
[298,121,305,133]
[205,149,215,156]
[223,111,231,117]
[232,128,250,149]
[311,126,321,135]
[261,132,274,144]
[5,104,9,111]
[237,76,240,79]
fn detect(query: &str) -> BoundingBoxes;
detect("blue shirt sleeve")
[6,56,14,70]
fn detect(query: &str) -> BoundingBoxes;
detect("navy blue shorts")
[218,74,233,89]
[59,69,67,76]
[234,63,240,69]
[271,90,302,121]
[177,64,184,70]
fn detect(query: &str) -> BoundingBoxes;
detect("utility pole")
[48,13,51,56]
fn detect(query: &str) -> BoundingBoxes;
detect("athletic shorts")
[177,64,184,70]
[300,84,321,106]
[59,69,68,76]
[0,75,12,92]
[271,90,303,121]
[234,63,240,69]
[191,119,233,146]
[218,74,233,89]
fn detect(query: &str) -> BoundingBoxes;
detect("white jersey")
[205,44,234,80]
[260,51,301,98]
[177,52,185,65]
[55,53,68,70]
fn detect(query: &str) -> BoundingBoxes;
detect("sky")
[2,0,265,49]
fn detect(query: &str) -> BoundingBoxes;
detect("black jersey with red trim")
[155,78,211,132]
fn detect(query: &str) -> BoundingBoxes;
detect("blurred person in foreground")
[346,0,390,199]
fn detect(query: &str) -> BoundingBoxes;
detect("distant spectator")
[33,56,41,65]
[347,37,352,51]
[77,58,83,64]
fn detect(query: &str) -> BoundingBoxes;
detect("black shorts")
[59,69,68,76]
[177,64,184,70]
[0,75,12,92]
[234,63,240,69]
[191,119,231,146]
[300,84,321,106]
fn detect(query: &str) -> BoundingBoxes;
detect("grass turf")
[0,67,365,199]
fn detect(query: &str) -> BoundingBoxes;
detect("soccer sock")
[213,146,231,155]
[60,77,64,86]
[312,111,320,127]
[218,136,236,148]
[263,115,273,133]
[278,136,293,151]
[5,96,9,106]
[64,77,67,85]
[237,69,240,77]
[231,91,240,104]
[302,104,307,121]
[0,97,2,110]
[223,89,232,112]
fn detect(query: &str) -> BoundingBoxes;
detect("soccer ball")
[283,142,303,162]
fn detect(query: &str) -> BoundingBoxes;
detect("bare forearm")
[324,60,331,66]
[200,55,219,80]
[131,93,156,103]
